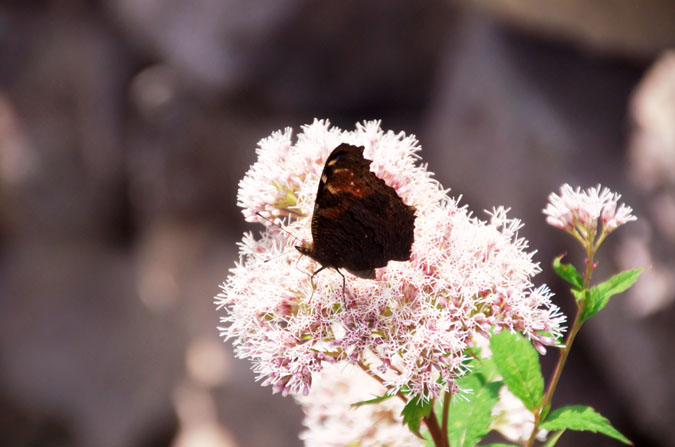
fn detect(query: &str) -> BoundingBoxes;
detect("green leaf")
[539,405,632,445]
[553,255,584,290]
[467,353,501,384]
[447,375,502,447]
[401,397,431,435]
[352,393,395,408]
[571,288,587,305]
[490,331,544,411]
[481,444,519,447]
[581,269,643,322]
[542,430,565,447]
[540,403,552,423]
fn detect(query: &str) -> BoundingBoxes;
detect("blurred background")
[0,1,673,446]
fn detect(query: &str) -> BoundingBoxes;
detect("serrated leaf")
[447,375,502,447]
[539,405,632,445]
[464,351,501,384]
[542,430,565,447]
[571,288,587,304]
[475,357,501,383]
[401,397,431,435]
[490,331,544,411]
[553,255,584,290]
[581,269,643,322]
[540,403,552,422]
[352,393,395,408]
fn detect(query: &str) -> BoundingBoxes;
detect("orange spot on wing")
[325,170,371,198]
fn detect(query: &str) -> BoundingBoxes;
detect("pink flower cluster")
[543,184,637,246]
[216,120,564,401]
[296,363,423,447]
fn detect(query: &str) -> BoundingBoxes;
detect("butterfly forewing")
[298,143,416,282]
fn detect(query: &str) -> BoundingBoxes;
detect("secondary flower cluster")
[296,339,548,446]
[216,120,564,401]
[296,363,423,447]
[543,184,637,247]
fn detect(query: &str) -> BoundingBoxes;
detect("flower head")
[490,387,547,443]
[216,120,564,400]
[543,184,637,247]
[296,363,423,447]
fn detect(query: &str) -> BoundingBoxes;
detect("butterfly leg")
[293,253,309,276]
[335,269,346,299]
[309,266,327,289]
[308,266,328,302]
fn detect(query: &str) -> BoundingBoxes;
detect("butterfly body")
[296,144,416,281]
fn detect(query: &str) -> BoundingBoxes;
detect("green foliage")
[540,405,632,445]
[490,331,544,411]
[542,430,565,447]
[571,288,587,305]
[553,255,583,290]
[481,444,519,447]
[540,402,551,423]
[401,397,431,435]
[352,393,395,408]
[464,348,500,383]
[447,375,502,447]
[580,269,643,322]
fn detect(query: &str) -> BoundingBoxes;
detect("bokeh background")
[1,1,674,446]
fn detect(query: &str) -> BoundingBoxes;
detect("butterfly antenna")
[261,249,296,263]
[255,212,303,244]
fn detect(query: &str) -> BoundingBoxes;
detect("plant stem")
[356,361,408,404]
[526,409,541,447]
[424,407,447,447]
[525,247,594,446]
[441,390,451,446]
[526,307,583,446]
[582,249,596,289]
[543,308,582,412]
[357,361,443,442]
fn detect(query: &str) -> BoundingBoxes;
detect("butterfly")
[296,143,416,292]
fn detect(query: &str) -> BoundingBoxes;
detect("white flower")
[543,184,637,246]
[296,363,424,447]
[490,387,547,443]
[216,119,564,400]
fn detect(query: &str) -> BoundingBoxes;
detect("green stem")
[527,409,541,447]
[582,249,595,289]
[525,307,583,447]
[525,246,595,446]
[356,361,433,442]
[356,361,408,404]
[544,309,582,410]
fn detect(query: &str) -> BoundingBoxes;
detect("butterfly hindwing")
[298,143,416,279]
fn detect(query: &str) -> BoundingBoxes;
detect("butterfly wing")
[308,144,415,274]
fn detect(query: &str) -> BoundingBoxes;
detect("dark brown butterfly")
[296,143,416,291]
